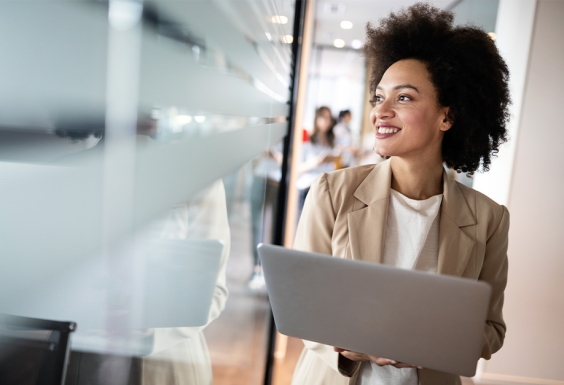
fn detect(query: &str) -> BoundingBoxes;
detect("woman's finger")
[391,362,415,368]
[340,350,370,362]
[368,355,418,368]
[391,362,424,369]
[337,350,423,369]
[372,357,396,366]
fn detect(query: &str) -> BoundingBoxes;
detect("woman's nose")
[373,100,394,120]
[370,100,394,124]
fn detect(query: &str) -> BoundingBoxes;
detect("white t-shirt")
[359,189,443,385]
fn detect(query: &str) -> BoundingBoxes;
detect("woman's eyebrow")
[376,84,420,93]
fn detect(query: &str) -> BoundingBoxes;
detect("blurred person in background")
[55,119,230,385]
[297,106,340,209]
[333,110,358,167]
[140,179,230,385]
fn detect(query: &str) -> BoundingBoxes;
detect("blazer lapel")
[437,172,477,276]
[347,162,477,275]
[348,160,392,264]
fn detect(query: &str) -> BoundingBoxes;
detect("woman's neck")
[316,132,329,146]
[390,156,444,200]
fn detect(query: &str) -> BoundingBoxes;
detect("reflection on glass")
[0,127,232,383]
[139,180,231,385]
[0,0,294,383]
[205,139,284,384]
[150,107,286,140]
[249,144,283,289]
[0,315,75,385]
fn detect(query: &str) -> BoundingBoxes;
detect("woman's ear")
[440,107,453,132]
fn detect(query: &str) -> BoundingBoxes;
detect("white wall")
[472,0,537,205]
[477,1,564,383]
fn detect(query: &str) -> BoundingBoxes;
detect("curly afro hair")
[364,3,510,175]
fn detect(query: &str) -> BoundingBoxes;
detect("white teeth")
[378,127,399,134]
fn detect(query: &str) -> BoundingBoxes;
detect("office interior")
[0,0,562,384]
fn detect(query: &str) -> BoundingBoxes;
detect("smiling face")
[369,59,451,162]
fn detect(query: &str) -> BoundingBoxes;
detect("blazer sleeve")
[294,173,360,378]
[479,205,510,359]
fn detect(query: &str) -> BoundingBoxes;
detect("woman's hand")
[333,347,423,369]
[334,347,371,362]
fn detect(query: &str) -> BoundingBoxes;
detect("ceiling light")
[351,39,362,49]
[194,116,206,123]
[333,39,345,48]
[282,35,293,44]
[265,32,272,41]
[340,20,353,29]
[271,15,289,24]
[487,32,497,41]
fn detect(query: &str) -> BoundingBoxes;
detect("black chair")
[0,314,76,385]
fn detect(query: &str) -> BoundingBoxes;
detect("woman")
[297,106,340,210]
[297,106,340,202]
[291,4,510,385]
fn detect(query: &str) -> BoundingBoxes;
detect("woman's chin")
[374,149,393,158]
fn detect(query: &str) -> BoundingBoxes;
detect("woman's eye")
[369,95,382,106]
[398,94,411,101]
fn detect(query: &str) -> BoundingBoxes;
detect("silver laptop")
[258,244,491,377]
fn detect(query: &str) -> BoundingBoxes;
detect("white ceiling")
[311,0,499,49]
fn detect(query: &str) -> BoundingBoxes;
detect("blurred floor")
[204,200,270,385]
[272,336,303,385]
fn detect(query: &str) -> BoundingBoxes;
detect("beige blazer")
[291,160,509,385]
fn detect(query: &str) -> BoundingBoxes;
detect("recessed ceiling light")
[333,39,345,48]
[488,32,497,41]
[351,39,363,49]
[340,20,353,29]
[271,15,289,24]
[282,35,294,44]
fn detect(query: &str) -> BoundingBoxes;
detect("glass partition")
[0,0,296,384]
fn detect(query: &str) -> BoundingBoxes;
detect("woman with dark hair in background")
[297,106,341,207]
[292,3,510,385]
